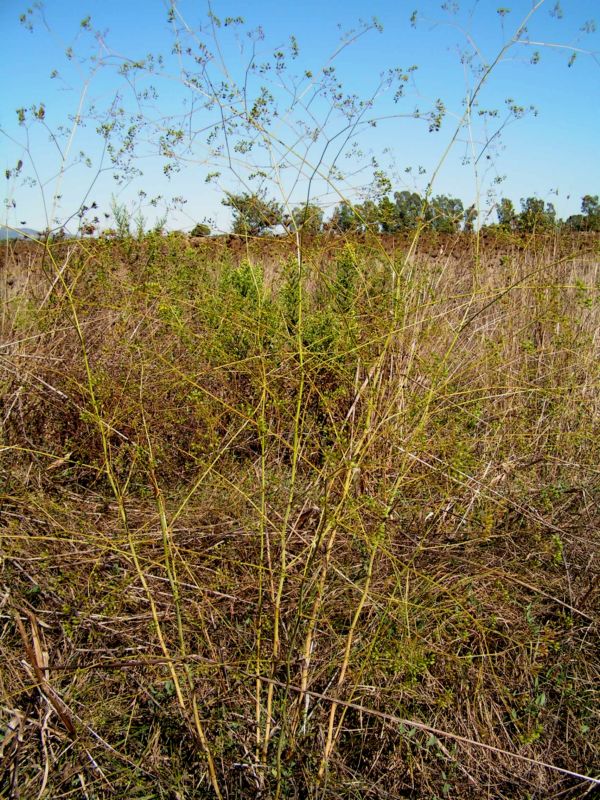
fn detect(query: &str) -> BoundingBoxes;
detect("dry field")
[1,232,599,798]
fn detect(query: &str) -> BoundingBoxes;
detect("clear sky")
[1,0,599,232]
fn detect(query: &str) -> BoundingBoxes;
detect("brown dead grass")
[1,232,598,798]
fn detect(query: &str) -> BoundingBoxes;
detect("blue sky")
[1,0,599,232]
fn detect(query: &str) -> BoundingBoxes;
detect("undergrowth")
[0,232,599,798]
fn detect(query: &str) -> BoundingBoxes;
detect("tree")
[428,194,464,233]
[222,191,283,236]
[329,202,360,233]
[355,199,381,233]
[464,205,477,233]
[377,196,400,233]
[190,222,211,237]
[581,194,600,231]
[497,198,517,231]
[565,214,585,231]
[291,204,324,234]
[517,197,556,232]
[394,191,424,230]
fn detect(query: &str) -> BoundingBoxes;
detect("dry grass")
[1,232,599,798]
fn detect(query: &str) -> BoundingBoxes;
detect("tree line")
[190,191,600,237]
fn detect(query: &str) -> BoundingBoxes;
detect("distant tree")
[428,195,464,233]
[463,205,477,233]
[565,214,585,231]
[291,203,324,234]
[546,202,558,227]
[497,198,517,231]
[517,197,556,232]
[393,190,423,230]
[329,202,360,233]
[355,199,381,233]
[222,191,283,236]
[329,199,381,233]
[190,222,211,237]
[377,196,400,233]
[581,194,600,231]
[581,194,599,217]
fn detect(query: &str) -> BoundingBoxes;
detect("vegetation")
[222,191,284,237]
[566,195,600,232]
[1,230,599,798]
[213,190,600,238]
[190,223,212,238]
[2,2,599,798]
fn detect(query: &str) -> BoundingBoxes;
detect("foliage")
[567,195,600,231]
[327,190,471,234]
[518,197,557,233]
[290,203,324,234]
[464,204,477,232]
[329,201,360,233]
[190,222,211,237]
[393,190,426,230]
[222,191,283,236]
[427,194,465,233]
[497,197,518,230]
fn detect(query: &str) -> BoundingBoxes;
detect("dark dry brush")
[1,232,599,799]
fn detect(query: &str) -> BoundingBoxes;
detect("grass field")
[1,232,599,798]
